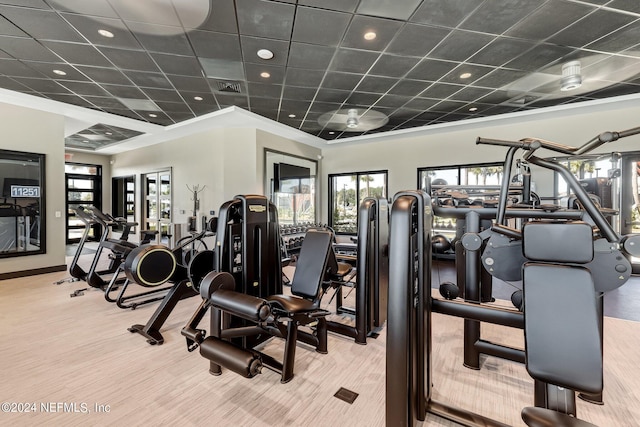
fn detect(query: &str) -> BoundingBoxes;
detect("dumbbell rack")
[280,222,327,257]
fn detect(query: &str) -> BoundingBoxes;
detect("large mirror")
[0,149,46,257]
[265,150,317,226]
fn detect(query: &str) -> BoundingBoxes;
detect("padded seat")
[268,294,318,312]
[522,407,598,427]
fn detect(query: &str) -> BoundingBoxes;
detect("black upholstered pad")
[291,230,332,300]
[522,221,593,263]
[522,407,598,427]
[523,263,602,394]
[267,294,318,313]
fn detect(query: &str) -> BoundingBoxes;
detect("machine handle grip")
[476,137,541,150]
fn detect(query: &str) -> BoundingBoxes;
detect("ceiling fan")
[503,53,640,101]
[318,108,389,132]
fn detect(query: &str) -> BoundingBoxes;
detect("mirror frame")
[0,149,46,258]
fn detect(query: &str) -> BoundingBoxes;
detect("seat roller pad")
[210,290,270,322]
[523,264,602,394]
[199,336,262,378]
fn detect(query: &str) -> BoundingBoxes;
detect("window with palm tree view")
[329,171,387,234]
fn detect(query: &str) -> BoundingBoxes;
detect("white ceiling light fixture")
[98,29,114,38]
[148,113,157,118]
[257,49,274,60]
[364,31,377,40]
[561,60,582,91]
[53,69,66,76]
[469,106,478,112]
[194,96,203,101]
[460,72,472,79]
[288,114,296,118]
[260,71,271,78]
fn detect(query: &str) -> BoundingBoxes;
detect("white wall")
[0,103,66,275]
[320,97,640,222]
[110,127,321,231]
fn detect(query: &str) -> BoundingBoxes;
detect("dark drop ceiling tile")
[124,70,173,89]
[506,44,573,72]
[0,6,83,42]
[406,58,457,82]
[0,0,50,9]
[402,97,439,111]
[57,80,109,96]
[356,75,398,94]
[0,15,28,37]
[23,61,88,81]
[356,0,422,20]
[82,96,127,109]
[448,86,494,102]
[474,68,529,89]
[506,0,594,41]
[0,58,46,78]
[13,77,70,94]
[0,37,59,61]
[236,0,295,40]
[287,42,336,70]
[75,65,130,85]
[45,93,94,108]
[298,0,358,13]
[188,30,241,61]
[154,101,191,113]
[41,40,111,67]
[152,53,202,77]
[346,92,382,106]
[374,94,411,108]
[388,79,432,96]
[99,47,160,72]
[420,82,464,99]
[314,88,350,103]
[285,68,325,88]
[441,63,494,85]
[329,49,379,74]
[250,96,280,111]
[282,85,316,100]
[587,21,640,52]
[143,88,184,103]
[127,22,193,55]
[469,37,537,67]
[386,24,450,57]
[429,30,495,62]
[247,82,282,98]
[166,111,196,123]
[369,54,420,78]
[292,7,350,47]
[410,0,484,28]
[101,84,146,99]
[608,0,640,13]
[548,9,637,48]
[459,0,541,34]
[280,99,311,115]
[321,72,362,91]
[168,75,211,93]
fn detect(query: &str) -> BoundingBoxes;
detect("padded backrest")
[291,230,332,300]
[523,263,603,394]
[522,221,593,264]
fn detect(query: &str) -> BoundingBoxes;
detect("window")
[329,171,387,234]
[418,162,504,191]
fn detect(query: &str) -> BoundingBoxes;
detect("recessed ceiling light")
[364,31,377,40]
[329,131,335,135]
[105,132,112,135]
[98,29,114,38]
[460,72,472,79]
[52,69,66,76]
[288,114,296,118]
[83,140,89,143]
[194,96,203,101]
[257,49,274,60]
[148,113,157,118]
[469,107,478,112]
[260,71,271,78]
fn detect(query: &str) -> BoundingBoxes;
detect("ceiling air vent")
[214,80,242,94]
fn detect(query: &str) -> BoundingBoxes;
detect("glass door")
[143,170,171,245]
[65,164,102,243]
